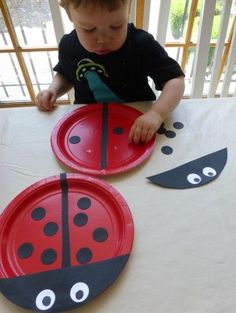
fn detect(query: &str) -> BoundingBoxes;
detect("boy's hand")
[128,110,162,144]
[35,90,57,111]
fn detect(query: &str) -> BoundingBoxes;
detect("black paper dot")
[41,249,57,265]
[76,248,92,264]
[165,130,176,138]
[74,213,88,227]
[77,197,91,210]
[69,136,81,144]
[194,177,201,183]
[161,146,173,155]
[157,123,166,134]
[44,222,59,236]
[18,243,34,259]
[113,127,124,135]
[93,228,108,242]
[173,121,184,129]
[31,207,46,221]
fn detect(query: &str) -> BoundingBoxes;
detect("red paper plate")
[51,103,156,175]
[0,173,134,312]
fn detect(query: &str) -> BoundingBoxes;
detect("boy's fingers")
[141,128,148,142]
[128,124,135,143]
[133,126,142,144]
[145,128,155,142]
[36,92,56,111]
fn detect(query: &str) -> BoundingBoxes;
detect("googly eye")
[187,173,201,185]
[70,282,89,303]
[202,167,217,177]
[35,289,55,311]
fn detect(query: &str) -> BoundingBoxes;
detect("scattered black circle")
[76,248,92,264]
[41,249,57,265]
[43,297,51,307]
[31,207,46,221]
[74,213,88,227]
[69,136,81,144]
[173,121,184,129]
[194,177,201,183]
[165,130,176,138]
[161,146,173,155]
[93,228,108,242]
[113,127,124,135]
[157,123,166,134]
[44,222,59,236]
[18,243,34,259]
[77,197,91,210]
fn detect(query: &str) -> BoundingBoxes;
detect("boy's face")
[67,1,130,55]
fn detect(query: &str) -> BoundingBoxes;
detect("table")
[0,97,236,313]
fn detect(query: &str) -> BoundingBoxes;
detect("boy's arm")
[36,73,73,111]
[129,76,185,144]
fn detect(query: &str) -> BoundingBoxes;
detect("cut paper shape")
[173,121,184,129]
[0,173,134,312]
[147,148,227,189]
[51,103,156,176]
[161,146,173,155]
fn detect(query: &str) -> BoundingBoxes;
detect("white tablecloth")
[0,98,236,313]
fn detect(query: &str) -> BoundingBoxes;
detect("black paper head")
[147,148,227,189]
[0,256,128,312]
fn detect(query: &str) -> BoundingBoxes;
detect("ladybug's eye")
[70,282,89,303]
[187,173,201,185]
[202,167,217,177]
[35,289,55,311]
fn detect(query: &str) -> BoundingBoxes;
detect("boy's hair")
[59,0,128,11]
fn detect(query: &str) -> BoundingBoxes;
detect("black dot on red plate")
[74,213,88,226]
[93,228,108,242]
[31,207,46,221]
[77,197,91,210]
[41,249,57,265]
[69,136,81,144]
[18,243,34,259]
[44,222,59,236]
[76,248,92,264]
[161,146,173,155]
[165,130,176,138]
[173,121,184,129]
[113,127,124,135]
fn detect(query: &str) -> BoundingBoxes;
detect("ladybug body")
[0,174,134,312]
[51,103,156,175]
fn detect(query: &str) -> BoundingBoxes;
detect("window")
[0,0,69,107]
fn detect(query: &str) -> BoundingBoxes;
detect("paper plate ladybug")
[51,103,156,176]
[0,173,134,312]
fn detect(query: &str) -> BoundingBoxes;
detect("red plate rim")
[50,103,156,176]
[0,173,134,278]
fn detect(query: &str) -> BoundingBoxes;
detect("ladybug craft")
[0,173,134,312]
[51,103,156,176]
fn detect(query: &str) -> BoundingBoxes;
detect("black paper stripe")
[101,103,108,169]
[60,173,71,267]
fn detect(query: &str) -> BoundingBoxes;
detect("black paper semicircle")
[147,148,228,189]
